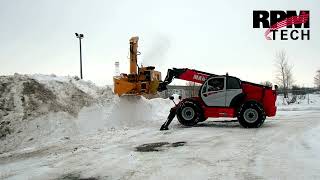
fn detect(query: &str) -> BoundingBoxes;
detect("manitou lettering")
[193,74,206,81]
[253,10,310,40]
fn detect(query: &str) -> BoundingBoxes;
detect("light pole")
[75,33,84,79]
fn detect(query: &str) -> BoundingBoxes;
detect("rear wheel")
[177,101,203,126]
[237,102,266,128]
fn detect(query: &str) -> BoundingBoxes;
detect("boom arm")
[158,68,217,91]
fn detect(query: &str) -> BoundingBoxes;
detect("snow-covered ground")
[0,74,320,180]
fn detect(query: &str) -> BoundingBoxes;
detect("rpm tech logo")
[253,10,310,40]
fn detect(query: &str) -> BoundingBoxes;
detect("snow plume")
[141,34,171,68]
[107,96,172,129]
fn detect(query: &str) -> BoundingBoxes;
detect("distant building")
[159,85,201,98]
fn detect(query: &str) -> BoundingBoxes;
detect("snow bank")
[0,74,173,153]
[0,74,113,153]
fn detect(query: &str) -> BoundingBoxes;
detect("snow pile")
[30,74,112,100]
[0,74,114,153]
[0,74,173,153]
[0,74,111,122]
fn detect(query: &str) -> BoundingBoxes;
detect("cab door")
[226,76,243,106]
[200,76,226,107]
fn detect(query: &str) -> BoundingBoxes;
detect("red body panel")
[241,82,277,117]
[203,107,235,118]
[189,97,236,118]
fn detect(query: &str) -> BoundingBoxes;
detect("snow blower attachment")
[113,36,162,96]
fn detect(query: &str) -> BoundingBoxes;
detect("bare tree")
[274,50,294,98]
[260,81,273,87]
[315,70,320,89]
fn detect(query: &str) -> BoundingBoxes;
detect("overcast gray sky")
[1,0,319,86]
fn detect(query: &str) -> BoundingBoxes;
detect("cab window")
[207,78,224,92]
[227,77,241,89]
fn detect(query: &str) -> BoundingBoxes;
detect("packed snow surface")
[0,74,320,179]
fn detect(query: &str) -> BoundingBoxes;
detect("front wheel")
[176,101,203,126]
[237,102,266,128]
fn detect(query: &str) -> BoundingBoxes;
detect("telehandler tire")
[177,101,202,126]
[237,101,266,128]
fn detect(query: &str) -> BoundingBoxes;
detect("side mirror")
[169,96,174,100]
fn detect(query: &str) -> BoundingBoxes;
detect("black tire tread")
[176,101,203,126]
[237,101,266,128]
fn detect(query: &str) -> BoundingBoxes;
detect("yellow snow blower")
[113,36,162,96]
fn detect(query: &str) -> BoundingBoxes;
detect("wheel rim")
[181,107,195,121]
[243,108,258,123]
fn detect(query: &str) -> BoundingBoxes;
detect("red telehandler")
[158,68,277,130]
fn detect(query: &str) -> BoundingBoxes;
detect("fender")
[229,93,246,108]
[241,100,265,112]
[179,97,206,121]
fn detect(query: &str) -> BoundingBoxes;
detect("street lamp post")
[75,33,84,79]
